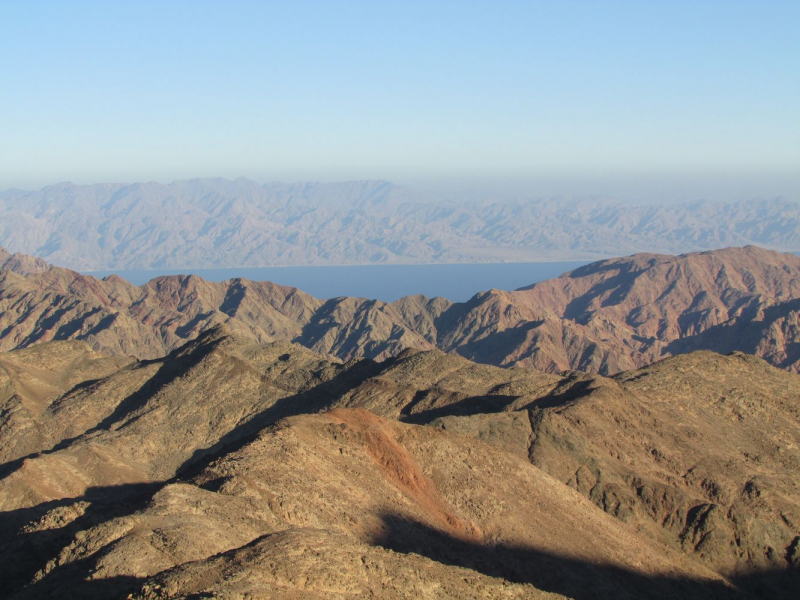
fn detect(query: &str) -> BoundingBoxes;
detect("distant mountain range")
[0,178,798,269]
[2,245,800,374]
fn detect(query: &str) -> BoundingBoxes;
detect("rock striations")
[2,245,800,374]
[0,328,797,598]
[441,245,800,373]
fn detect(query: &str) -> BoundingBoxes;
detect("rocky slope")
[0,329,797,598]
[0,247,50,275]
[2,245,800,375]
[438,245,800,373]
[332,348,800,580]
[0,179,798,269]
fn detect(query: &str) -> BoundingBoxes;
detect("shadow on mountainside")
[175,356,385,479]
[666,298,800,369]
[398,376,594,425]
[373,513,800,600]
[2,482,798,599]
[0,482,162,599]
[400,391,519,424]
[561,269,642,322]
[0,341,388,597]
[0,341,219,482]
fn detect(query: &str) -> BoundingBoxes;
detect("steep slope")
[0,341,134,464]
[0,259,433,362]
[126,409,729,600]
[133,528,563,600]
[0,248,51,275]
[0,327,363,509]
[0,335,733,599]
[0,331,797,598]
[0,264,322,359]
[295,296,436,361]
[436,245,800,373]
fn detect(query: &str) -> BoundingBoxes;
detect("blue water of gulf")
[84,261,590,303]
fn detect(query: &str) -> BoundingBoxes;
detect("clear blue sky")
[1,0,798,201]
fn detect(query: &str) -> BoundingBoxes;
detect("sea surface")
[85,261,590,302]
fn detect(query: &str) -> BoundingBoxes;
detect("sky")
[1,0,798,202]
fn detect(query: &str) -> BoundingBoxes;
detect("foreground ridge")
[0,330,797,598]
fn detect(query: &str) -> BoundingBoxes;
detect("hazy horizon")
[2,1,798,202]
[3,173,799,206]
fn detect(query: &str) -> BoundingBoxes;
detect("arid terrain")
[2,244,799,598]
[6,2,798,597]
[0,326,798,598]
[2,245,800,374]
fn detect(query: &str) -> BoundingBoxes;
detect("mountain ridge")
[2,245,800,375]
[0,178,798,270]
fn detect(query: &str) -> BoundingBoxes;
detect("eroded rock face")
[530,352,800,577]
[3,245,800,375]
[0,330,797,599]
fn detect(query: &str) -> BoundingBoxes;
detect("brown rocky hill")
[0,247,50,275]
[442,245,800,373]
[332,348,800,581]
[1,245,800,375]
[0,329,797,598]
[0,257,435,362]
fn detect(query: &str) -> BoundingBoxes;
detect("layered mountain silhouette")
[1,245,800,374]
[1,179,798,269]
[0,327,797,598]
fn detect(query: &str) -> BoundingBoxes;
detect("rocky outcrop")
[349,349,800,580]
[0,247,50,275]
